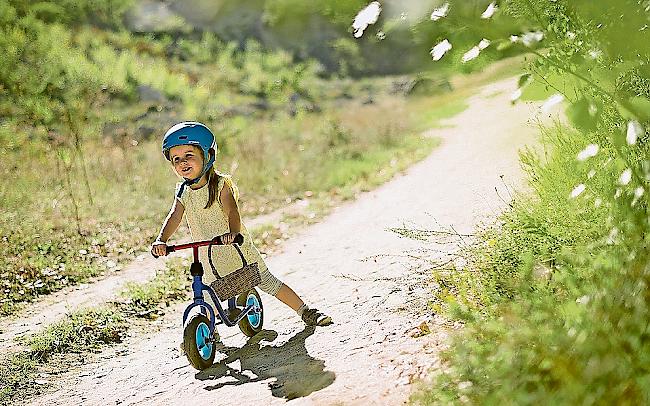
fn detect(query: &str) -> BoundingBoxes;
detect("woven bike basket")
[208,241,261,301]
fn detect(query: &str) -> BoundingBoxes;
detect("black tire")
[183,314,216,370]
[236,288,264,337]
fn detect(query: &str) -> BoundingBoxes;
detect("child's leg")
[257,267,332,326]
[274,283,304,311]
[256,269,304,311]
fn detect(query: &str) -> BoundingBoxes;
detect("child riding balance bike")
[151,122,332,370]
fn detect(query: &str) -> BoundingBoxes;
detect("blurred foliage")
[415,0,650,404]
[136,0,534,76]
[6,0,132,28]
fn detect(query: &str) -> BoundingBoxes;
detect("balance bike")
[156,234,263,370]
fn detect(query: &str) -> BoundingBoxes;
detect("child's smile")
[169,145,204,180]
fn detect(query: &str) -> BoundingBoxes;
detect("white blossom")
[570,184,586,198]
[541,93,564,113]
[521,31,544,47]
[431,2,450,21]
[627,120,643,145]
[458,381,474,390]
[588,49,602,59]
[510,35,519,43]
[594,198,602,207]
[510,88,523,103]
[481,2,498,19]
[461,39,491,63]
[635,186,645,198]
[462,46,480,63]
[588,169,596,179]
[619,168,632,185]
[352,2,382,38]
[430,39,452,61]
[577,144,599,161]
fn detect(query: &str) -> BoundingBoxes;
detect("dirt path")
[30,77,545,405]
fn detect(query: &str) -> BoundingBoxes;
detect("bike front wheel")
[183,314,216,370]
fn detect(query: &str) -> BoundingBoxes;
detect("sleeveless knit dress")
[176,175,283,296]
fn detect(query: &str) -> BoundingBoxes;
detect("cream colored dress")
[176,175,282,295]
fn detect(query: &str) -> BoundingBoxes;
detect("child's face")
[169,145,204,179]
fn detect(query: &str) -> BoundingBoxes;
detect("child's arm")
[219,182,241,244]
[151,199,184,256]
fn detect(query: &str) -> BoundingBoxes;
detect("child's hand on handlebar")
[219,232,239,245]
[151,241,168,257]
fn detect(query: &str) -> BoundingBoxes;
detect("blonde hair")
[205,167,239,209]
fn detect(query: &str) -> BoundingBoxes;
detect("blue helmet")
[162,121,217,196]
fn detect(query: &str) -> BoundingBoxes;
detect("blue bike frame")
[167,238,259,337]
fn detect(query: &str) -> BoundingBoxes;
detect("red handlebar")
[168,233,244,252]
[152,234,244,259]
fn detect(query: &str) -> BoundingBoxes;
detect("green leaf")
[496,40,513,52]
[626,97,650,121]
[565,97,599,131]
[615,101,637,121]
[518,73,532,89]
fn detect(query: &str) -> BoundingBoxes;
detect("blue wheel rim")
[246,294,261,329]
[195,322,213,360]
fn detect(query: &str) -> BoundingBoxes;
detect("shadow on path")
[196,327,335,400]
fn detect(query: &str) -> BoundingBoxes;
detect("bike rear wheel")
[236,288,264,337]
[183,314,216,370]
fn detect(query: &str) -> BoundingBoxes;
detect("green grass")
[323,135,439,194]
[414,99,469,130]
[250,134,441,252]
[0,353,40,403]
[26,307,128,357]
[119,258,189,317]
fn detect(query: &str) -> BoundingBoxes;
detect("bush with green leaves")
[4,0,132,28]
[415,0,649,404]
